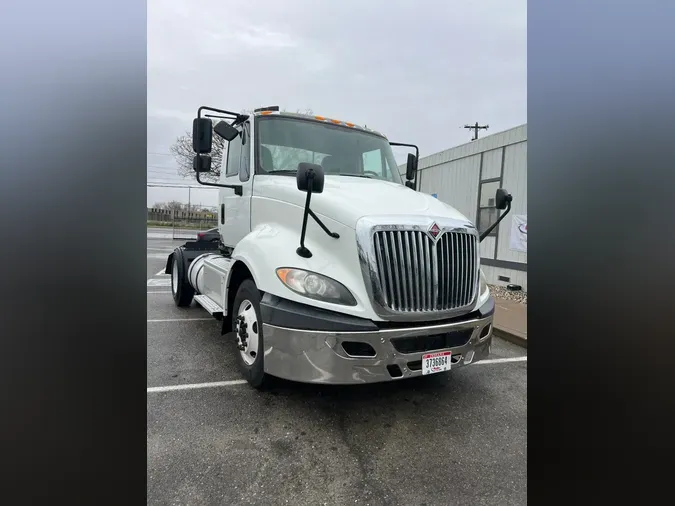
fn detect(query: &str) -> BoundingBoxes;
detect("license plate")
[422,351,452,375]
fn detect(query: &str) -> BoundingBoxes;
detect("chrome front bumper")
[262,312,493,384]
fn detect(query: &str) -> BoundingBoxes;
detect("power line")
[147,183,217,189]
[147,173,190,179]
[146,181,211,190]
[147,164,179,170]
[147,176,193,182]
[147,180,197,185]
[147,171,186,178]
[146,170,189,179]
[147,169,182,174]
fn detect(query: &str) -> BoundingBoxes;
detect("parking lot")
[147,237,527,505]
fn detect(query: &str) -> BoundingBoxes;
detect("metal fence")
[147,208,218,240]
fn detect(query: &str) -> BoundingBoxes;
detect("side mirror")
[214,120,239,142]
[495,188,513,210]
[193,154,211,173]
[296,163,325,193]
[192,118,213,154]
[406,153,418,180]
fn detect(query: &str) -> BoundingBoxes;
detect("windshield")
[256,116,402,184]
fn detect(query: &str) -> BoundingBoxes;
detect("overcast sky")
[147,0,526,208]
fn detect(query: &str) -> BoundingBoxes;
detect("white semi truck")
[166,105,513,389]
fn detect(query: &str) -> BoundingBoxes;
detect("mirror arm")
[195,171,243,196]
[296,172,339,259]
[390,141,420,190]
[479,201,512,242]
[389,142,419,162]
[198,106,246,122]
[308,208,340,239]
[296,184,313,258]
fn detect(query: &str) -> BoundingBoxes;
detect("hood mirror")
[296,163,325,193]
[495,188,512,210]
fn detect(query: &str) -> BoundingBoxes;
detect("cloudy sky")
[147,0,526,208]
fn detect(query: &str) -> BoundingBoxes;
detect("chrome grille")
[371,229,478,313]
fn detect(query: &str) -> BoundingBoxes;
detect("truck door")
[219,121,252,247]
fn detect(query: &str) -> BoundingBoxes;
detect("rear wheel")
[231,279,268,389]
[170,250,194,307]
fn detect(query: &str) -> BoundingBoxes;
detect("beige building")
[401,124,527,291]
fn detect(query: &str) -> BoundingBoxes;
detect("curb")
[493,327,527,349]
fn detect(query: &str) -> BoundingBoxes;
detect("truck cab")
[165,106,513,389]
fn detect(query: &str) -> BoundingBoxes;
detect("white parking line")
[473,356,527,365]
[148,380,247,393]
[147,291,172,294]
[155,269,168,276]
[147,357,527,393]
[147,318,214,323]
[148,279,171,287]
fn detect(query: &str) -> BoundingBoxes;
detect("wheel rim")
[236,299,259,366]
[171,258,178,294]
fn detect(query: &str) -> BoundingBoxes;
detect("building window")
[478,180,500,236]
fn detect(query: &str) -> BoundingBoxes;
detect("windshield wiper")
[337,173,375,179]
[267,170,297,175]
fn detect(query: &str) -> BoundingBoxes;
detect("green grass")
[147,221,174,228]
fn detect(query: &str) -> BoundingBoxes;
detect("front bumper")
[261,296,495,384]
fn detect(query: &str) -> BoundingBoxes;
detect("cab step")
[194,295,224,318]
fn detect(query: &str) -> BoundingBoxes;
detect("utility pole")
[463,122,489,141]
[188,187,191,213]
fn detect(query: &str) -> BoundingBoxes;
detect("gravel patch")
[489,284,527,304]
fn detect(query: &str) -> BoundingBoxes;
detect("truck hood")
[253,175,472,229]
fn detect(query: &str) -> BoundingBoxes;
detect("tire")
[171,250,194,307]
[231,279,268,389]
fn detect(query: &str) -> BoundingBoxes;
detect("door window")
[225,130,242,177]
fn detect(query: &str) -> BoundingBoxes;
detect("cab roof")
[252,107,387,139]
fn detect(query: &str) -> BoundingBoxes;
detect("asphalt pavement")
[147,237,527,506]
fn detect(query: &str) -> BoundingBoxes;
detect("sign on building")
[510,215,527,252]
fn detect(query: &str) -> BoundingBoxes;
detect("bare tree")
[154,200,187,212]
[169,108,313,181]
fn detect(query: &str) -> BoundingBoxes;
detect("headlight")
[276,268,357,306]
[479,269,489,297]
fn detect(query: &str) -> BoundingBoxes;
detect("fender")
[229,217,379,321]
[164,252,174,275]
[165,240,220,275]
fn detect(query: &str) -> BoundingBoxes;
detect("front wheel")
[231,279,269,389]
